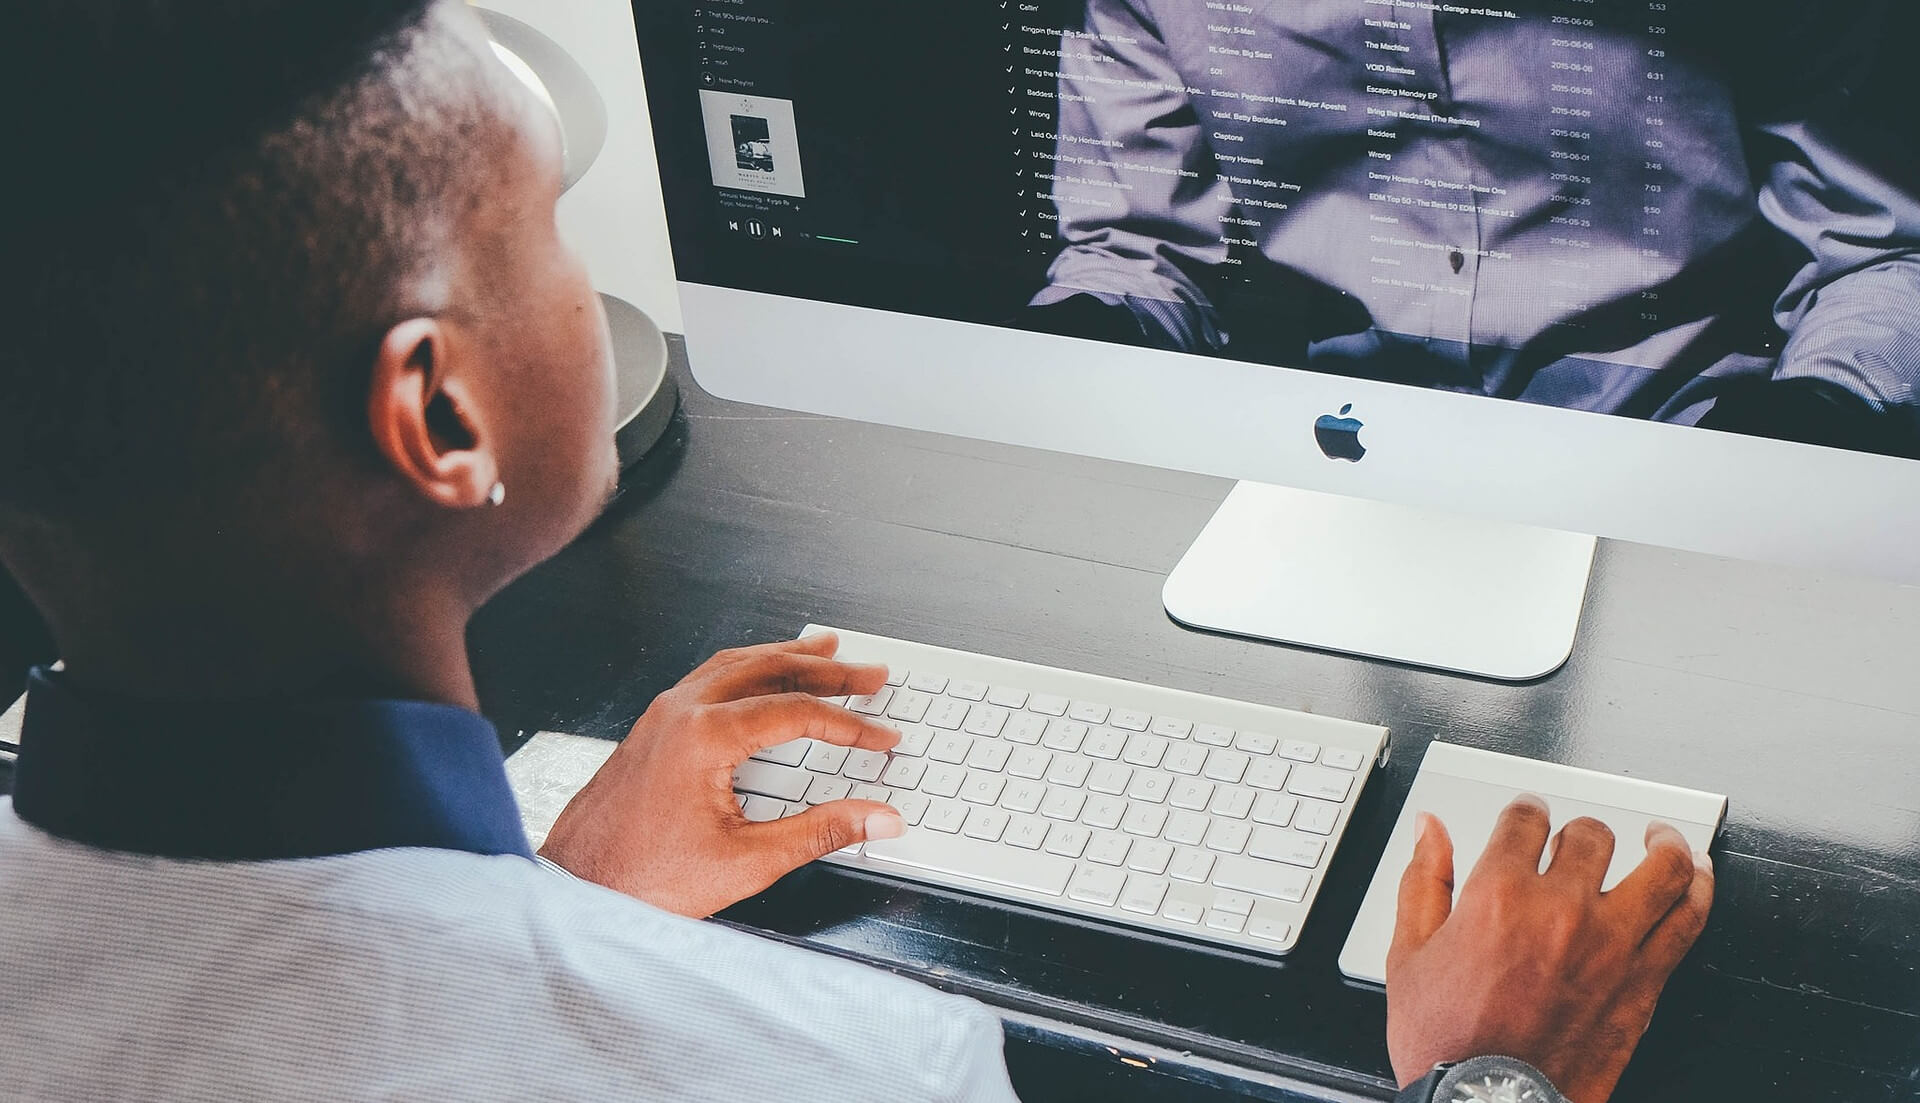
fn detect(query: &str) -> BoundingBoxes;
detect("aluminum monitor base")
[1164,483,1596,682]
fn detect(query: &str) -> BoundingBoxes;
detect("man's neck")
[2,523,483,710]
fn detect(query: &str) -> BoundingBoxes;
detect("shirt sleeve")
[1031,0,1233,351]
[941,1003,1022,1103]
[1747,14,1920,429]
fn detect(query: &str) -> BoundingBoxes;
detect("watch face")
[1442,1063,1555,1103]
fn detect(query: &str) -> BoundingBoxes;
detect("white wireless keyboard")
[731,626,1389,955]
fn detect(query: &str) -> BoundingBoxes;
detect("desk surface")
[6,360,1918,1100]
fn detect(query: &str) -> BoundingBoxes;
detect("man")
[0,3,1710,1100]
[1029,0,1920,453]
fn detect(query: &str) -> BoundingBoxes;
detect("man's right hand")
[537,633,906,918]
[1385,796,1715,1103]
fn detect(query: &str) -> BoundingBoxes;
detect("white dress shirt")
[0,669,1019,1102]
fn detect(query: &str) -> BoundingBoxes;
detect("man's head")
[0,0,618,693]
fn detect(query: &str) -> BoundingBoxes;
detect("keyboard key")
[1203,751,1250,784]
[1234,731,1277,755]
[740,795,784,822]
[1089,762,1133,795]
[1213,891,1257,916]
[1110,709,1151,732]
[987,685,1028,709]
[733,760,811,802]
[1028,694,1070,717]
[906,673,949,694]
[1127,840,1174,874]
[950,680,989,702]
[1044,823,1091,858]
[963,808,1011,842]
[1082,796,1127,830]
[885,691,933,724]
[1150,717,1193,739]
[1046,756,1091,788]
[866,829,1074,897]
[1126,771,1171,804]
[1204,819,1251,854]
[1042,720,1089,753]
[1004,714,1049,745]
[1120,804,1168,838]
[921,763,966,798]
[1085,728,1129,760]
[1294,799,1341,835]
[751,739,811,767]
[926,699,971,730]
[961,772,1006,805]
[1212,855,1312,902]
[1249,827,1325,868]
[1209,786,1255,820]
[884,667,908,688]
[1194,724,1236,747]
[843,749,888,783]
[1164,744,1209,777]
[1068,701,1110,724]
[1322,746,1368,771]
[1169,848,1215,883]
[1169,777,1213,811]
[963,705,1009,738]
[966,739,1013,773]
[1120,875,1170,915]
[804,743,851,774]
[804,777,853,805]
[928,733,971,764]
[1205,909,1246,934]
[1279,739,1321,763]
[1245,758,1291,792]
[895,794,931,826]
[1121,734,1169,768]
[1040,789,1086,822]
[849,784,892,804]
[1251,792,1299,827]
[1066,865,1126,906]
[1164,811,1210,847]
[881,757,927,790]
[846,688,894,716]
[1248,916,1293,944]
[1008,747,1052,779]
[894,725,934,757]
[1163,898,1207,924]
[1004,814,1050,850]
[1285,765,1353,803]
[1001,779,1046,814]
[923,799,969,833]
[1086,831,1133,866]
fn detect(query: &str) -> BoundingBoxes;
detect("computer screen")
[631,1,1920,585]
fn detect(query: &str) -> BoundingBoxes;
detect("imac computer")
[622,1,1920,682]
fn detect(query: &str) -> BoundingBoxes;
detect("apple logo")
[1314,404,1367,462]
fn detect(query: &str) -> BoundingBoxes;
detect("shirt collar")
[9,667,532,861]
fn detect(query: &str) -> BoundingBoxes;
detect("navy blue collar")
[9,668,532,861]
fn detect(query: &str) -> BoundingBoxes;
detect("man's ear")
[366,318,500,509]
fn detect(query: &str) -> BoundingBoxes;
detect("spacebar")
[863,831,1075,897]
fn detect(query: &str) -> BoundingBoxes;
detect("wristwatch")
[1394,1055,1571,1103]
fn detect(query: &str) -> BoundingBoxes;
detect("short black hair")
[0,0,507,521]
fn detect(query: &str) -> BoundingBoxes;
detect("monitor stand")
[1163,483,1596,682]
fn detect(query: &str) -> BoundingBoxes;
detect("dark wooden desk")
[6,359,1917,1100]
